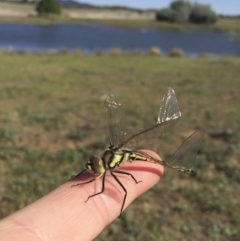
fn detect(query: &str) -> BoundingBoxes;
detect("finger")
[0,150,163,241]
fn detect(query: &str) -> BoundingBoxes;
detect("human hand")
[0,150,163,241]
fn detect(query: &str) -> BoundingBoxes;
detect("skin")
[0,150,163,241]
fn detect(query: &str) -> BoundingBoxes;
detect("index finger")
[0,150,163,241]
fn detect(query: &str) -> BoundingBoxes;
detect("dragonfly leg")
[113,170,142,184]
[71,169,87,179]
[84,172,107,202]
[71,178,96,188]
[110,171,127,218]
[71,170,103,188]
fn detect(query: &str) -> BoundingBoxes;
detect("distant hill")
[56,0,95,8]
[219,14,240,19]
[56,0,145,12]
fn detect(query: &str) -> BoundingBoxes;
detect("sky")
[76,0,240,15]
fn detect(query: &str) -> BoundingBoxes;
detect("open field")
[0,2,240,32]
[0,53,240,240]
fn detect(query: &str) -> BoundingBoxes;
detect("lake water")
[0,23,238,56]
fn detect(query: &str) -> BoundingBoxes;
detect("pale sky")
[76,0,240,15]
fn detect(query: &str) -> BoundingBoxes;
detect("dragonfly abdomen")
[171,166,194,174]
[129,152,164,165]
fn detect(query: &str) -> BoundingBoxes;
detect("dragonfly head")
[87,155,105,174]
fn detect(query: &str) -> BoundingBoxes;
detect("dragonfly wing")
[158,88,181,123]
[118,119,178,149]
[114,88,181,150]
[105,93,136,149]
[165,129,204,172]
[105,88,181,150]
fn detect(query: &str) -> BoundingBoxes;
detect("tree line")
[34,0,218,25]
[156,0,218,24]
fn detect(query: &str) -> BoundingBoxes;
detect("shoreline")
[1,16,240,33]
[0,47,238,59]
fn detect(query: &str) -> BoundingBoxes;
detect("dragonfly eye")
[89,156,104,174]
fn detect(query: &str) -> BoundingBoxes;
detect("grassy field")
[0,53,240,240]
[0,2,240,32]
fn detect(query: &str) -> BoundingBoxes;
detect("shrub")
[156,8,178,23]
[168,48,184,57]
[95,49,104,56]
[36,0,61,16]
[170,0,191,11]
[147,47,162,56]
[189,3,218,24]
[107,48,123,56]
[156,0,218,24]
[59,48,68,54]
[170,0,192,23]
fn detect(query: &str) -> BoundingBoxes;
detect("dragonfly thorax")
[102,149,131,170]
[87,155,105,174]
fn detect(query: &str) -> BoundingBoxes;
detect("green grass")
[0,2,240,32]
[0,53,240,240]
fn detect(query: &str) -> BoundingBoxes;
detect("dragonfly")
[72,88,204,217]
